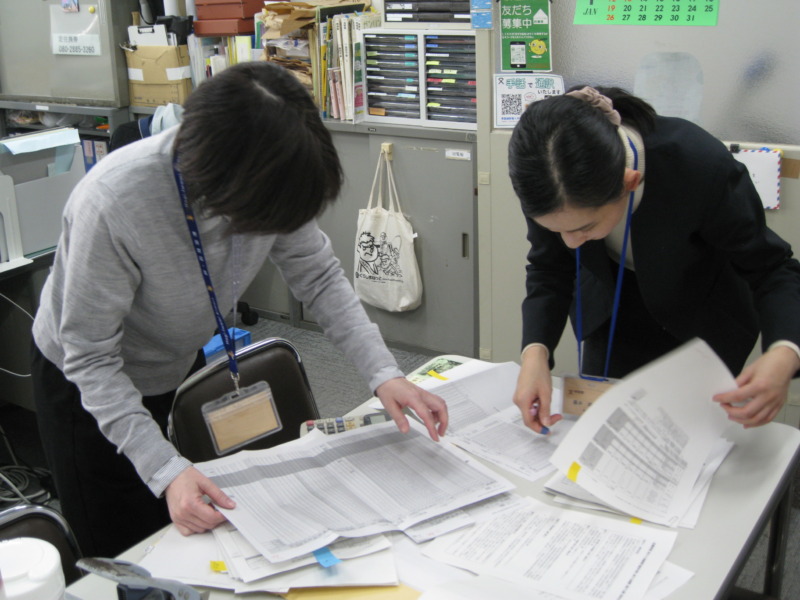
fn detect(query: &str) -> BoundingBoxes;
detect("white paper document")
[195,422,514,563]
[424,496,677,600]
[451,406,574,482]
[213,523,390,583]
[417,561,693,600]
[550,339,736,527]
[138,524,398,594]
[545,437,734,528]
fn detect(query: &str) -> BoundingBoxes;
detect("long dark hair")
[174,61,343,234]
[509,86,656,218]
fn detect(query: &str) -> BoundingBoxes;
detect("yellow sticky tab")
[427,370,448,380]
[567,462,581,482]
[210,560,227,572]
[630,517,643,525]
[442,78,456,83]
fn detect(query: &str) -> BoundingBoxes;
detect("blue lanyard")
[575,136,638,381]
[173,158,240,390]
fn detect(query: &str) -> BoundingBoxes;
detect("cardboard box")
[193,18,255,36]
[195,0,265,20]
[125,45,193,108]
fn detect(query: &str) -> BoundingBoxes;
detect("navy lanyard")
[173,158,240,390]
[575,136,638,381]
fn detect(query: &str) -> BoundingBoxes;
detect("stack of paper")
[546,338,737,528]
[136,421,514,592]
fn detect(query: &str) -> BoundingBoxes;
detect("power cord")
[0,291,33,378]
[0,422,53,508]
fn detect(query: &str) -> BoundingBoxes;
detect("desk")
[66,379,800,600]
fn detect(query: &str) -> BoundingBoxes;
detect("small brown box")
[195,0,265,20]
[193,17,256,36]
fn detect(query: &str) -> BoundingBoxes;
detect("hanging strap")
[384,154,403,215]
[366,148,404,215]
[173,156,240,391]
[367,148,387,212]
[575,136,638,381]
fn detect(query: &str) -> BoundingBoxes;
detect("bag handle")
[384,156,404,215]
[367,148,387,211]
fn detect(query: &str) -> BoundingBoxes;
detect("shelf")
[0,100,131,137]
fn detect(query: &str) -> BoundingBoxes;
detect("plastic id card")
[201,381,282,455]
[561,375,616,416]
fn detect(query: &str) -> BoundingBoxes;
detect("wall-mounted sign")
[500,0,551,72]
[494,73,564,127]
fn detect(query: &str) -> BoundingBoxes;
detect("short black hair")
[174,61,343,234]
[508,86,655,218]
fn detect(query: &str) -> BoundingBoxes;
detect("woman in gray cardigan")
[31,62,448,557]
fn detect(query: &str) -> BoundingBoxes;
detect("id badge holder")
[201,381,283,456]
[561,375,617,417]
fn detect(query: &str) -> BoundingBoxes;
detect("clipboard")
[128,24,170,46]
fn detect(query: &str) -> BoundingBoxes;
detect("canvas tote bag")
[354,147,423,312]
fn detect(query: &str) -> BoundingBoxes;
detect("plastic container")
[0,537,65,600]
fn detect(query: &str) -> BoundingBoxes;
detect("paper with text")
[550,339,736,527]
[196,422,514,563]
[424,496,676,600]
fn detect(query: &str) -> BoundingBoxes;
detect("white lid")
[0,537,65,600]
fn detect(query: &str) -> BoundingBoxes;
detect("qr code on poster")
[500,93,523,117]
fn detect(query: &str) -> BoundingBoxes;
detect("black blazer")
[521,116,800,374]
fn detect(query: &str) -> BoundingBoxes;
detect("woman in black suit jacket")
[509,86,800,434]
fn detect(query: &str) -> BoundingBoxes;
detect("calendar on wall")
[573,0,719,26]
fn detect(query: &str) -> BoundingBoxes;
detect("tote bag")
[354,148,423,312]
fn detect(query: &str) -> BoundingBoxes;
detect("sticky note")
[209,560,227,572]
[313,547,342,568]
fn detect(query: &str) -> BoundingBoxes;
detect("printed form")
[195,422,514,563]
[424,496,677,600]
[550,339,737,527]
[428,361,570,482]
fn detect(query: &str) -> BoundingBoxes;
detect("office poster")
[574,0,720,26]
[499,0,551,72]
[494,73,564,127]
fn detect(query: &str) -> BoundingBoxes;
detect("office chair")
[0,503,83,585]
[168,337,319,463]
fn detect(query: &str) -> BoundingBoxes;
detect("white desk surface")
[66,369,800,600]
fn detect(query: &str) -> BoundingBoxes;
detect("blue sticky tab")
[313,547,341,568]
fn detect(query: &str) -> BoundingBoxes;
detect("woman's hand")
[375,377,448,441]
[165,466,236,536]
[514,345,562,434]
[713,345,800,428]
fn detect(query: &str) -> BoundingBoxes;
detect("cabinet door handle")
[462,233,469,258]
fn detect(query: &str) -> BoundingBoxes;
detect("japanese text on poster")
[494,74,564,128]
[500,0,551,72]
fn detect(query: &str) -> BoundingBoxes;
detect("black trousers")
[31,344,204,558]
[581,267,682,380]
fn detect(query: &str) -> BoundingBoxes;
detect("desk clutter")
[121,339,763,599]
[119,1,477,128]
